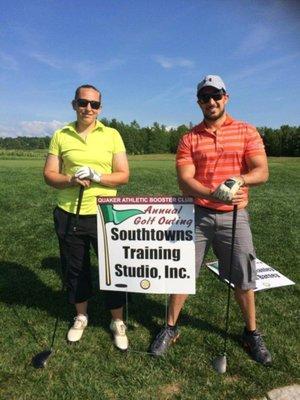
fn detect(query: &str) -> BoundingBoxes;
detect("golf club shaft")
[74,185,84,232]
[50,185,85,349]
[223,204,238,355]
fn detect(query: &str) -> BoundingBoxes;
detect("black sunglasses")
[76,98,101,110]
[198,92,224,104]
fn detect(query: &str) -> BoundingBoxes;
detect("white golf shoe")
[67,314,88,343]
[110,319,128,351]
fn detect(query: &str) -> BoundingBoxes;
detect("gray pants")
[195,206,256,290]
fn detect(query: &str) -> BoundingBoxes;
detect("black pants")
[53,207,127,310]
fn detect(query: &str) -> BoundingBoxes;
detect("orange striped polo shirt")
[176,114,266,211]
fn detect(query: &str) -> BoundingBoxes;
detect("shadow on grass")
[0,259,108,326]
[125,292,245,352]
[0,261,79,318]
[0,258,241,349]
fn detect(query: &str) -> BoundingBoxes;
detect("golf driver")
[213,204,238,374]
[32,185,84,369]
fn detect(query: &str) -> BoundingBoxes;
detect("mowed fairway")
[0,154,299,400]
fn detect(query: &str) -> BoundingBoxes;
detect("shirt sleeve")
[176,134,194,166]
[48,131,61,156]
[112,129,126,154]
[244,124,266,158]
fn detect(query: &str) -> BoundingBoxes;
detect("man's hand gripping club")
[212,177,245,202]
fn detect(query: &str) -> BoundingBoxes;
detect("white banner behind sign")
[206,258,295,291]
[97,196,195,294]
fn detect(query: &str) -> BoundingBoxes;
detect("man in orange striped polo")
[150,75,272,365]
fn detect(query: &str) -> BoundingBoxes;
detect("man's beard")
[204,108,225,121]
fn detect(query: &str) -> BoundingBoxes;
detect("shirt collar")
[66,120,105,134]
[196,114,234,132]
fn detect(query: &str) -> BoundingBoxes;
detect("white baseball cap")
[197,75,226,95]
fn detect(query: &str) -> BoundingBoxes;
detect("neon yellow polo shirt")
[48,120,126,215]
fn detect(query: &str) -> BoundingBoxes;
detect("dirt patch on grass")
[158,383,181,399]
[224,375,240,383]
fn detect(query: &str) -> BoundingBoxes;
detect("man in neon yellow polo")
[44,84,130,350]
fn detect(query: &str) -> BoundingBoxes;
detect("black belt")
[195,204,233,214]
[55,206,96,218]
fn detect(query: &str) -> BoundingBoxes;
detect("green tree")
[169,124,189,153]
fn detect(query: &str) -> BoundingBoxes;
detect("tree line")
[0,119,299,156]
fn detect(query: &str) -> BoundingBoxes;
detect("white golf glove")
[212,177,244,202]
[75,166,102,183]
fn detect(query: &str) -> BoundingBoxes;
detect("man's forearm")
[242,167,269,187]
[178,177,212,199]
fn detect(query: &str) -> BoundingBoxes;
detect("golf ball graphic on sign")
[140,279,151,290]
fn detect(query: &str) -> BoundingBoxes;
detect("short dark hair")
[74,84,101,101]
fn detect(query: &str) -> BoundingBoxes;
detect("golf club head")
[31,349,53,369]
[213,355,227,374]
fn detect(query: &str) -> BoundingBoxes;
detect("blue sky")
[0,0,299,137]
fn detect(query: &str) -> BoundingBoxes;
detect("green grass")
[0,153,299,400]
[0,149,47,159]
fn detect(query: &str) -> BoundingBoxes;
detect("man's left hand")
[212,176,244,202]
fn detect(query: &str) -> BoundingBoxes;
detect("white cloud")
[0,51,18,71]
[99,58,126,72]
[72,60,96,78]
[233,1,300,59]
[30,52,62,69]
[0,120,65,137]
[29,51,125,82]
[145,84,194,104]
[73,58,126,78]
[229,52,300,82]
[30,51,125,77]
[234,25,274,57]
[0,124,18,137]
[154,55,194,69]
[165,125,177,131]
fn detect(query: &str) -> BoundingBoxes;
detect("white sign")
[206,258,295,291]
[97,196,195,294]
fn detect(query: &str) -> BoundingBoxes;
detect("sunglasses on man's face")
[76,98,101,110]
[198,92,224,104]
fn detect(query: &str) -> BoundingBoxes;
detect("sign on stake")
[206,258,295,291]
[97,196,196,294]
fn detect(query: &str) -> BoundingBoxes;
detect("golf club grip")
[231,205,238,245]
[228,205,238,286]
